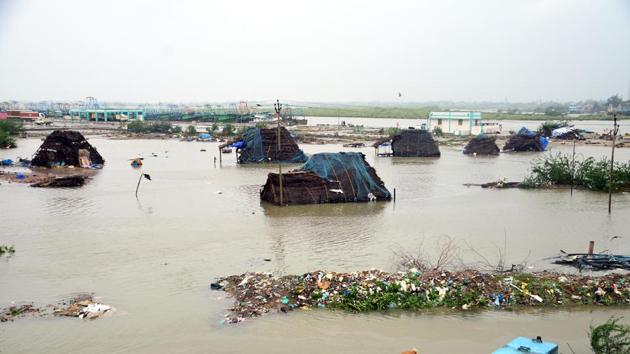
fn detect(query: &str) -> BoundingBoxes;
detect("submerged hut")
[503,127,548,152]
[31,130,104,168]
[260,152,391,205]
[391,129,440,157]
[463,134,500,156]
[223,127,307,164]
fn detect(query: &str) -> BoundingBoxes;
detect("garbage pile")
[463,134,500,156]
[391,130,441,157]
[503,127,548,152]
[31,130,104,168]
[0,293,112,323]
[226,127,307,164]
[210,269,629,324]
[260,152,391,205]
[554,253,630,271]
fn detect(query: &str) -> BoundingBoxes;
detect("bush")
[211,122,219,132]
[0,120,22,148]
[222,123,236,136]
[526,153,630,192]
[127,121,179,134]
[385,127,401,136]
[590,317,630,354]
[0,244,15,255]
[185,125,197,136]
[432,126,444,137]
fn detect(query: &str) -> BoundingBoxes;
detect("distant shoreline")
[302,107,628,121]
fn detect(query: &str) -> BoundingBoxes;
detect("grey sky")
[0,0,628,103]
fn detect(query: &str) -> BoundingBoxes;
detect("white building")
[427,112,483,135]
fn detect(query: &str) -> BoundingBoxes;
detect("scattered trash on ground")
[210,269,630,324]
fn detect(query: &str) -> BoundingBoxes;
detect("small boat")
[221,147,233,154]
[493,336,558,354]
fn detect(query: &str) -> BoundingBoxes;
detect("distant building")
[7,110,44,121]
[427,112,483,135]
[0,112,7,120]
[69,108,145,122]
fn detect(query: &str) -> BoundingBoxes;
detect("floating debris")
[210,269,630,324]
[554,252,630,271]
[0,293,112,323]
[30,175,86,188]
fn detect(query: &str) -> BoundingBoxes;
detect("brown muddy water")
[1,138,629,353]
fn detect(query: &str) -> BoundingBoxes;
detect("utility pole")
[275,99,284,206]
[608,106,619,214]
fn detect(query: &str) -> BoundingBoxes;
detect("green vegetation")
[303,106,434,119]
[0,244,15,255]
[522,153,630,192]
[222,123,236,136]
[483,112,614,121]
[590,317,630,354]
[0,120,22,148]
[185,125,197,136]
[126,121,180,134]
[432,126,444,137]
[210,122,219,132]
[255,122,268,129]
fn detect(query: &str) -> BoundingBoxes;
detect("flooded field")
[1,138,629,353]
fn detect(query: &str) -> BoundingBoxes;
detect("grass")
[522,153,630,192]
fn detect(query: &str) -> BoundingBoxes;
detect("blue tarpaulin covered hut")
[260,152,391,205]
[233,127,307,164]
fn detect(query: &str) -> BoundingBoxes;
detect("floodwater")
[1,137,629,353]
[307,116,630,134]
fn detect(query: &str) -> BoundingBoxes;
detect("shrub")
[222,123,236,136]
[590,317,630,354]
[432,126,444,137]
[185,125,197,136]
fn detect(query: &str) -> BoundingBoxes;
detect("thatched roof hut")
[391,130,440,157]
[260,152,391,205]
[463,134,500,155]
[225,127,307,164]
[31,130,104,168]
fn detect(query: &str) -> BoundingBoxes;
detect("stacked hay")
[463,134,500,155]
[503,128,548,152]
[237,127,307,164]
[260,152,391,205]
[391,130,440,157]
[31,130,104,168]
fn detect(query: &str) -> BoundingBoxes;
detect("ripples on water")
[0,138,629,353]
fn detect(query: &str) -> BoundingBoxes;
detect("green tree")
[185,125,197,136]
[222,123,235,136]
[607,95,623,108]
[0,120,22,148]
[211,122,219,132]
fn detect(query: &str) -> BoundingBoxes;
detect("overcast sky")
[0,0,628,103]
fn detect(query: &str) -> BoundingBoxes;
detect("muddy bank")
[210,269,629,324]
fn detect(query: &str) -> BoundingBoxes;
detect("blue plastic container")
[493,337,558,354]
